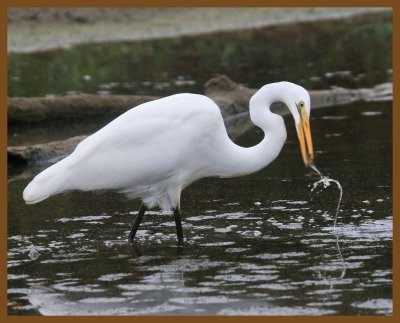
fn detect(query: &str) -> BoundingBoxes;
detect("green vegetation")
[8,13,392,97]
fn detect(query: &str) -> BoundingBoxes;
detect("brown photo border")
[0,0,398,321]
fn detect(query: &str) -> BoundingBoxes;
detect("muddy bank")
[8,8,390,53]
[7,75,392,165]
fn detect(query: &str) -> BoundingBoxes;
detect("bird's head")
[279,82,314,167]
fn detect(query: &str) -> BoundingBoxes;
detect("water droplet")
[241,230,262,238]
[310,165,343,228]
[104,241,113,247]
[28,247,40,260]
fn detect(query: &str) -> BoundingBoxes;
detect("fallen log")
[8,136,86,165]
[8,94,157,125]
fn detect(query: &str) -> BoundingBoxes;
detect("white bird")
[23,82,314,243]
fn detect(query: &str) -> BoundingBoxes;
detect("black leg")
[173,207,184,243]
[128,203,147,242]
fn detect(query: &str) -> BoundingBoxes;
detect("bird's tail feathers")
[23,160,71,204]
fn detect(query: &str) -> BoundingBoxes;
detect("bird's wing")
[62,94,224,192]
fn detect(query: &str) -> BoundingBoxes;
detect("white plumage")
[23,82,314,242]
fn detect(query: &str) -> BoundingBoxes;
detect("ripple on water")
[118,283,176,291]
[225,247,250,253]
[320,115,349,120]
[217,305,336,315]
[186,215,215,221]
[216,212,249,220]
[361,111,383,116]
[201,241,236,247]
[351,299,392,315]
[8,274,29,280]
[236,264,277,273]
[97,273,131,282]
[240,230,262,238]
[294,278,355,287]
[66,233,86,239]
[40,250,95,264]
[79,297,128,303]
[254,283,296,290]
[56,215,111,223]
[170,296,239,305]
[28,286,185,315]
[145,258,227,274]
[174,287,216,293]
[246,253,281,260]
[52,281,105,293]
[214,225,238,233]
[372,269,392,277]
[326,218,392,239]
[213,274,279,283]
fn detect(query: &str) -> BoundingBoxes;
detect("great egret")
[23,82,314,243]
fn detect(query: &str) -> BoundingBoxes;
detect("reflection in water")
[314,235,347,289]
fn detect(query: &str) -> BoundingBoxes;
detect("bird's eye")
[298,101,305,108]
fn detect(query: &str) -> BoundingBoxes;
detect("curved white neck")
[214,86,288,178]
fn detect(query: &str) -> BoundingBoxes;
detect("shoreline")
[8,8,390,53]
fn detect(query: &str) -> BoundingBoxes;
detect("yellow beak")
[296,112,314,167]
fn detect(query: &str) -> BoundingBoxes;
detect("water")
[310,164,343,228]
[7,101,392,315]
[308,164,347,288]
